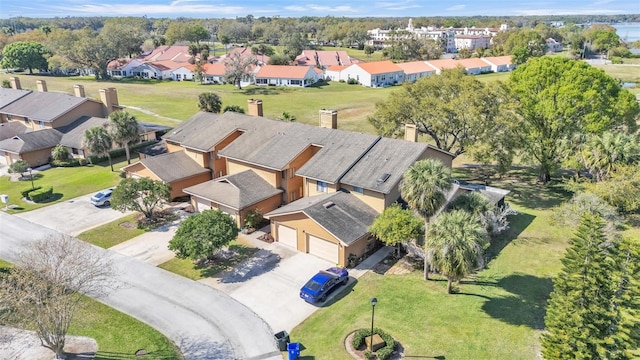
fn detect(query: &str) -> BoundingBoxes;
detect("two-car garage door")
[307,235,339,264]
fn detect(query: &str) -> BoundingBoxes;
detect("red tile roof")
[355,61,403,75]
[144,46,191,63]
[255,65,313,79]
[186,63,226,76]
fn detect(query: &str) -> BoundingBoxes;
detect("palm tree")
[84,126,113,171]
[400,159,452,280]
[426,210,488,294]
[50,145,69,161]
[109,110,139,165]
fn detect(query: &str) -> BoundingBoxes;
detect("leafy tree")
[542,214,640,359]
[368,67,498,156]
[111,177,171,220]
[51,145,69,161]
[587,164,640,214]
[108,110,139,165]
[555,192,620,230]
[61,27,120,80]
[369,204,423,256]
[0,234,115,360]
[585,27,621,54]
[39,25,51,37]
[267,54,291,65]
[223,105,245,113]
[400,159,452,280]
[83,126,113,171]
[280,31,306,61]
[100,17,149,58]
[503,28,547,64]
[198,92,222,113]
[224,52,257,89]
[506,56,639,182]
[426,210,488,294]
[364,45,374,57]
[193,60,205,84]
[1,41,49,74]
[278,112,296,122]
[169,210,239,261]
[8,160,29,178]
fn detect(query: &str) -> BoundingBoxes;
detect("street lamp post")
[27,167,34,190]
[370,297,377,352]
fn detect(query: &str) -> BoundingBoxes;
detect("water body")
[614,22,640,43]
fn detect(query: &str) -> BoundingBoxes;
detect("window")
[176,74,182,80]
[290,79,302,86]
[353,186,364,194]
[38,121,45,129]
[317,181,327,193]
[71,148,78,155]
[6,115,11,120]
[24,118,29,124]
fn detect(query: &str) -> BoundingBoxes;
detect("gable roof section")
[354,61,403,75]
[265,191,378,246]
[326,65,347,71]
[481,56,512,66]
[0,88,32,109]
[143,45,191,63]
[186,63,226,76]
[425,59,460,71]
[396,61,435,75]
[0,121,28,141]
[1,91,99,123]
[295,50,354,67]
[58,116,109,149]
[457,58,492,70]
[162,111,222,150]
[340,137,429,194]
[255,65,314,79]
[0,129,62,154]
[135,150,210,183]
[183,170,283,210]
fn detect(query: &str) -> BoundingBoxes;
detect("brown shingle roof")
[134,150,210,183]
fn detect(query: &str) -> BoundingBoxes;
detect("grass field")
[77,213,145,248]
[0,157,129,213]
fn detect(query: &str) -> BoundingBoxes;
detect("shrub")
[363,350,373,359]
[21,186,42,198]
[352,328,396,359]
[347,78,359,85]
[352,328,370,349]
[338,79,345,83]
[29,187,53,203]
[51,159,80,167]
[244,209,264,229]
[78,158,88,166]
[377,346,394,360]
[89,140,155,164]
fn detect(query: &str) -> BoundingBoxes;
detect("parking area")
[15,192,129,236]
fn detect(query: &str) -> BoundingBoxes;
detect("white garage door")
[277,224,297,249]
[307,235,339,263]
[219,205,237,220]
[195,197,211,212]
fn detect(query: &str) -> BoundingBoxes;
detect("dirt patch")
[119,221,136,229]
[0,325,97,360]
[386,256,417,275]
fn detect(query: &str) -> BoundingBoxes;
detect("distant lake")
[614,22,640,43]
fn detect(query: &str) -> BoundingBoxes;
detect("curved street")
[0,211,281,360]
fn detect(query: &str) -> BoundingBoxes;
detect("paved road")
[0,212,281,360]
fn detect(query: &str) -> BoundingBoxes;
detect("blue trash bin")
[287,342,300,360]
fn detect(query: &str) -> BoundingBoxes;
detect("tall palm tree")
[84,126,113,171]
[400,159,452,280]
[426,210,488,294]
[109,110,139,165]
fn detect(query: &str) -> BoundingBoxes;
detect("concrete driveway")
[15,192,128,236]
[109,222,177,265]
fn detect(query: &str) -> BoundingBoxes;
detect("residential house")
[396,61,435,82]
[107,59,142,78]
[255,65,322,87]
[187,63,227,84]
[0,129,62,166]
[340,61,405,87]
[107,45,192,78]
[222,47,270,66]
[454,35,491,51]
[124,102,457,266]
[324,65,347,81]
[295,50,356,68]
[481,56,516,72]
[456,58,493,74]
[131,61,177,80]
[424,59,461,75]
[546,38,563,53]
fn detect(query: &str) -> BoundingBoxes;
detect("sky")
[0,0,638,19]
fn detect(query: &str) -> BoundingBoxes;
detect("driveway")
[0,212,281,360]
[109,222,177,265]
[15,192,128,236]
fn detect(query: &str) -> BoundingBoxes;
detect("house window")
[7,115,11,120]
[24,118,29,125]
[176,74,182,80]
[256,78,268,85]
[38,121,45,129]
[353,186,364,194]
[71,148,78,155]
[317,181,327,193]
[290,79,302,86]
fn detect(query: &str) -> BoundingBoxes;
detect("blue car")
[300,267,349,303]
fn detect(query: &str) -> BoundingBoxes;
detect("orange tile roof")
[425,59,460,70]
[396,61,435,74]
[355,61,403,75]
[481,56,512,66]
[185,63,226,76]
[457,58,491,69]
[326,65,347,71]
[256,65,313,79]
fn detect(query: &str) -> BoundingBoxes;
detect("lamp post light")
[27,167,34,190]
[370,297,378,352]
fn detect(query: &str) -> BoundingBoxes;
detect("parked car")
[90,188,114,207]
[300,267,349,303]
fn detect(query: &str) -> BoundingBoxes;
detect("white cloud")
[446,4,466,11]
[47,3,245,15]
[515,7,627,15]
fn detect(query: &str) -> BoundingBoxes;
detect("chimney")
[73,84,85,97]
[36,80,47,92]
[247,99,263,117]
[9,77,21,90]
[404,124,418,142]
[108,87,119,108]
[100,88,114,116]
[319,109,337,129]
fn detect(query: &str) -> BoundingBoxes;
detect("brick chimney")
[73,84,85,97]
[404,124,418,142]
[247,99,263,117]
[36,80,47,92]
[9,77,21,90]
[319,109,337,129]
[108,87,119,108]
[100,88,117,116]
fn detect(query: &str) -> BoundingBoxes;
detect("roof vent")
[322,201,335,209]
[377,173,391,183]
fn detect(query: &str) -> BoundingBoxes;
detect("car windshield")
[303,279,323,292]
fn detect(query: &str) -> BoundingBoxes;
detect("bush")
[21,186,42,198]
[78,158,88,166]
[351,328,395,359]
[29,187,53,202]
[363,350,373,359]
[89,140,156,164]
[51,159,80,167]
[352,328,370,349]
[347,78,359,85]
[377,346,394,360]
[338,79,345,83]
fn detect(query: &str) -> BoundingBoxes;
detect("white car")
[90,188,114,207]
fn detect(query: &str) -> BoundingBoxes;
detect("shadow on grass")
[485,211,536,263]
[481,274,553,330]
[241,87,286,95]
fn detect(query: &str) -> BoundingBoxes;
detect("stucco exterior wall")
[184,148,208,168]
[169,172,211,199]
[346,186,386,214]
[227,159,280,188]
[20,148,52,167]
[125,163,160,180]
[305,179,338,197]
[282,145,320,203]
[425,147,454,168]
[237,194,282,228]
[165,141,183,153]
[50,101,105,128]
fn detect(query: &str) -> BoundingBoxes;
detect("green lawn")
[290,166,573,359]
[0,157,130,213]
[0,260,182,359]
[77,213,145,248]
[158,240,258,280]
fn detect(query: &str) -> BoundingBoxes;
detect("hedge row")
[29,187,53,203]
[352,328,396,360]
[88,140,156,164]
[21,186,42,198]
[51,158,88,167]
